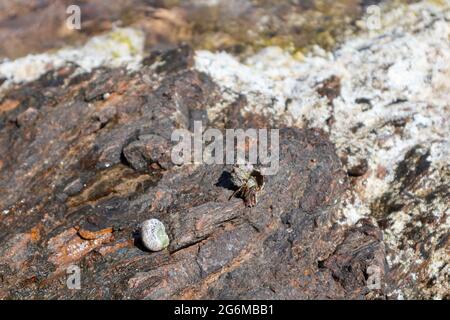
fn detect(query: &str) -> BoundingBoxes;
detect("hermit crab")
[228,164,265,207]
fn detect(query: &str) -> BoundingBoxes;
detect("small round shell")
[140,219,170,251]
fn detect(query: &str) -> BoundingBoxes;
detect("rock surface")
[0,0,448,299]
[0,45,388,299]
[193,1,450,299]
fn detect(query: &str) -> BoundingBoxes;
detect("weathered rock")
[0,41,391,299]
[123,134,174,172]
[0,0,447,300]
[193,1,450,300]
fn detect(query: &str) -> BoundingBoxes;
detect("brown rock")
[0,44,389,300]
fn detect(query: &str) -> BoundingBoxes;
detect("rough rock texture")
[193,1,450,299]
[0,0,448,300]
[0,47,389,299]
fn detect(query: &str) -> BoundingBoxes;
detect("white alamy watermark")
[66,5,81,30]
[66,264,81,290]
[171,121,279,175]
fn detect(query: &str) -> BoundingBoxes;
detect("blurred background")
[0,0,420,59]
